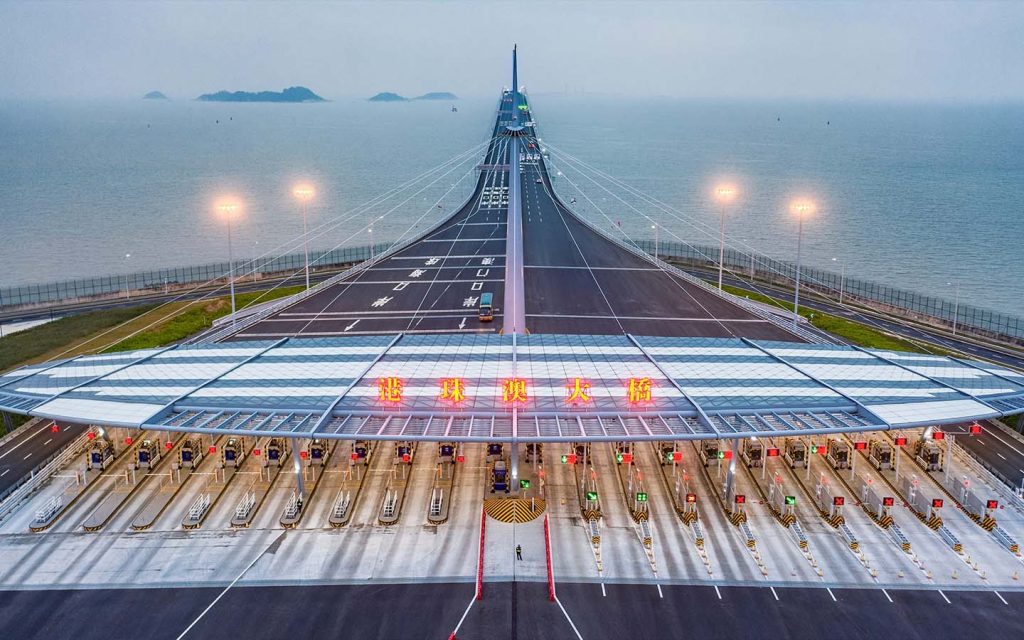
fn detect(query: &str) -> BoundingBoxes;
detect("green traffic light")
[586,491,598,501]
[520,479,531,489]
[716,451,725,459]
[616,453,624,463]
[636,492,648,503]
[561,454,568,464]
[785,495,796,506]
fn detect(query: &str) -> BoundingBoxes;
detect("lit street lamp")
[714,184,737,290]
[122,253,132,300]
[293,184,315,290]
[790,199,817,327]
[251,240,260,283]
[651,224,659,260]
[832,257,846,304]
[216,199,242,328]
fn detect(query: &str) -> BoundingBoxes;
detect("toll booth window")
[488,444,502,455]
[139,452,150,462]
[269,450,279,460]
[225,451,236,460]
[182,451,192,461]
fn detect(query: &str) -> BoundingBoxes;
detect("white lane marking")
[994,591,1008,605]
[998,453,1007,460]
[600,582,606,597]
[343,319,361,332]
[555,598,585,640]
[0,469,9,477]
[882,589,893,603]
[176,531,286,639]
[0,422,52,462]
[23,453,32,460]
[982,426,1024,458]
[770,586,779,601]
[459,318,467,330]
[826,588,837,602]
[938,590,951,604]
[714,585,722,599]
[43,439,52,446]
[657,583,663,599]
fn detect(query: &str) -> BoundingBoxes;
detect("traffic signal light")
[457,454,465,463]
[165,441,173,450]
[402,453,411,463]
[894,436,907,447]
[932,430,945,441]
[520,479,531,489]
[253,449,261,456]
[969,424,982,435]
[51,424,59,433]
[717,450,733,460]
[854,441,867,450]
[931,498,944,509]
[734,494,746,504]
[208,446,217,454]
[986,500,999,510]
[87,432,96,440]
[833,496,845,506]
[636,492,648,503]
[784,495,796,506]
[585,491,598,501]
[685,493,697,503]
[125,437,133,445]
[299,450,308,460]
[882,497,895,507]
[622,453,633,464]
[766,447,780,457]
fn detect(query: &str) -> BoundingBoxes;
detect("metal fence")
[639,239,1024,342]
[0,243,392,310]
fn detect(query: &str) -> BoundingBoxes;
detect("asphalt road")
[945,420,1024,489]
[0,581,1020,640]
[0,420,82,496]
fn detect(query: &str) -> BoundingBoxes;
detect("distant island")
[368,91,459,102]
[368,92,409,102]
[415,92,458,101]
[143,91,168,100]
[196,86,325,103]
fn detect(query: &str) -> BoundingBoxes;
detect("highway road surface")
[0,420,83,496]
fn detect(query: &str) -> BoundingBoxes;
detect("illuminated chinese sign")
[378,377,403,403]
[440,378,466,404]
[627,377,652,404]
[566,378,591,405]
[502,378,528,404]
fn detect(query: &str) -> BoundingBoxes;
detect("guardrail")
[952,443,1024,512]
[0,432,89,523]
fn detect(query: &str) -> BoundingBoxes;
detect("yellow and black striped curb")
[484,497,546,523]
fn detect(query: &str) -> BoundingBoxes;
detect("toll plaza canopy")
[1,334,1023,443]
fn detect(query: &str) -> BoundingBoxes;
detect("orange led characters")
[627,377,653,404]
[502,378,528,404]
[567,378,591,405]
[378,376,403,403]
[440,377,466,404]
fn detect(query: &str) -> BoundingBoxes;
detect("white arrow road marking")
[459,317,467,329]
[344,319,361,332]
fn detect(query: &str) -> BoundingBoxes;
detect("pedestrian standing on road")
[516,544,523,561]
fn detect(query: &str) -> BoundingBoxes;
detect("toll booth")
[135,439,162,470]
[658,442,675,466]
[783,441,807,469]
[221,438,245,468]
[177,438,204,469]
[525,443,543,463]
[265,438,288,467]
[614,442,632,465]
[826,440,850,470]
[868,440,893,470]
[491,460,510,493]
[486,443,503,463]
[740,440,764,468]
[86,436,115,471]
[698,441,720,467]
[394,442,414,465]
[914,439,944,472]
[573,443,591,465]
[438,442,456,463]
[351,440,371,465]
[307,439,330,466]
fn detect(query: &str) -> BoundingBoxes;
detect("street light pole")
[251,240,259,283]
[714,185,736,290]
[948,281,961,335]
[651,224,658,260]
[217,201,240,329]
[790,199,816,328]
[293,185,315,291]
[122,253,132,300]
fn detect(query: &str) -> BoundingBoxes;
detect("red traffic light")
[722,450,733,460]
[672,451,683,463]
[299,451,308,460]
[457,454,465,463]
[685,493,697,503]
[894,436,907,446]
[931,498,944,509]
[986,500,999,510]
[87,432,96,440]
[165,441,173,450]
[253,449,261,456]
[621,453,633,464]
[125,437,133,445]
[351,452,359,461]
[833,496,845,506]
[51,424,59,433]
[816,445,827,455]
[402,453,411,463]
[854,441,867,450]
[208,446,217,454]
[969,424,982,435]
[882,497,895,507]
[734,494,746,504]
[766,447,780,457]
[932,430,945,441]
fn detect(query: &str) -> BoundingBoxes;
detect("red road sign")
[165,442,173,450]
[672,451,683,463]
[894,437,907,446]
[932,430,945,440]
[931,498,944,509]
[882,497,895,507]
[833,496,845,506]
[87,432,96,440]
[299,451,308,460]
[766,447,780,457]
[253,449,261,456]
[854,441,867,450]
[969,424,982,435]
[722,450,733,460]
[734,494,746,504]
[124,437,133,445]
[208,446,217,454]
[51,424,59,433]
[457,455,466,463]
[621,453,633,464]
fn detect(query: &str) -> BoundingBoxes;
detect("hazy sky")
[1,1,1022,101]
